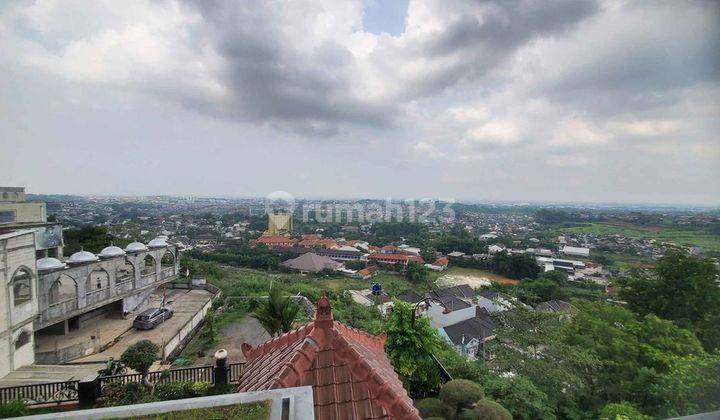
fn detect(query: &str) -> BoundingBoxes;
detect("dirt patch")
[191,316,271,366]
[438,271,519,288]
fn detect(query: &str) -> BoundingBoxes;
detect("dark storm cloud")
[428,0,598,55]
[535,1,720,116]
[176,0,601,134]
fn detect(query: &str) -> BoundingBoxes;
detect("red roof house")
[368,253,424,266]
[237,297,420,419]
[255,235,297,249]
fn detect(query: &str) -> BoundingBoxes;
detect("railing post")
[213,349,229,389]
[78,374,100,408]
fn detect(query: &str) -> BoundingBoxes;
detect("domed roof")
[99,245,126,258]
[37,257,66,272]
[147,237,168,248]
[125,242,148,252]
[67,250,99,264]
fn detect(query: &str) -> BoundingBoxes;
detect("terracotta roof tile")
[238,297,419,420]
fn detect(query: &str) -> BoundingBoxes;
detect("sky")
[0,0,719,205]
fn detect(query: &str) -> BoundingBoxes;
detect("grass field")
[553,222,720,253]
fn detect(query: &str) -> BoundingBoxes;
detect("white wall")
[427,302,477,328]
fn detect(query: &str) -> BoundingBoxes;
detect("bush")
[600,402,651,420]
[102,381,151,407]
[0,400,27,418]
[460,400,512,420]
[416,398,451,419]
[190,381,212,396]
[154,381,212,401]
[439,379,484,416]
[120,340,159,382]
[154,381,194,401]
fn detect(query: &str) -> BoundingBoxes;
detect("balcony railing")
[115,280,134,295]
[44,298,78,320]
[85,288,110,306]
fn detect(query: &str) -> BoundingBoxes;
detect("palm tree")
[252,287,301,336]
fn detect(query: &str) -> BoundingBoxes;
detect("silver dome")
[67,251,99,264]
[125,242,149,252]
[37,257,66,272]
[147,237,168,248]
[99,245,126,258]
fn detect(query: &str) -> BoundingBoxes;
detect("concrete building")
[0,230,39,378]
[0,188,182,375]
[0,187,45,227]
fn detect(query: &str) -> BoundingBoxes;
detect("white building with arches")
[0,189,182,375]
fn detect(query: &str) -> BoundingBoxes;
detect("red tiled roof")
[257,235,296,244]
[381,245,399,251]
[238,297,420,420]
[434,257,449,267]
[368,254,425,264]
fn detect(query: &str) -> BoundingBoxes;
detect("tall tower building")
[266,210,293,236]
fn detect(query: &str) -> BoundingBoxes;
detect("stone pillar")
[78,373,100,408]
[213,349,229,388]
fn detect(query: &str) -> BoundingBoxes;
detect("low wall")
[161,283,222,361]
[22,386,314,420]
[35,337,99,365]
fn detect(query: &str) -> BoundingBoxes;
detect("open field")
[552,222,720,253]
[438,267,519,288]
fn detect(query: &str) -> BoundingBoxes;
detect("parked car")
[133,307,173,330]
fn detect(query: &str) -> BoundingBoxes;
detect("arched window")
[11,268,33,306]
[50,275,77,304]
[142,255,156,276]
[161,251,175,269]
[86,269,109,292]
[116,260,135,284]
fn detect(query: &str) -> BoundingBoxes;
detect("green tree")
[618,252,720,351]
[385,300,443,397]
[120,340,159,388]
[652,354,720,417]
[461,399,512,420]
[520,277,567,305]
[488,307,596,416]
[599,402,651,420]
[481,373,555,420]
[405,261,429,283]
[439,379,485,418]
[251,287,300,336]
[559,302,706,416]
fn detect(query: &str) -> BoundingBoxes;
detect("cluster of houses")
[350,283,575,360]
[252,233,450,277]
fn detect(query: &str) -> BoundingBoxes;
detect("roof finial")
[314,295,334,328]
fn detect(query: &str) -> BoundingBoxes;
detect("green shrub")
[0,400,27,418]
[439,379,484,416]
[120,340,159,384]
[102,381,151,407]
[190,381,212,396]
[416,398,451,419]
[460,400,512,420]
[154,381,194,401]
[600,402,651,420]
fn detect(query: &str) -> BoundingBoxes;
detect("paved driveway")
[76,289,212,362]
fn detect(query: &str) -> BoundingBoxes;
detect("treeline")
[450,252,541,280]
[186,245,292,271]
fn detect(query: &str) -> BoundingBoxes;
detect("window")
[11,268,32,306]
[0,210,16,224]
